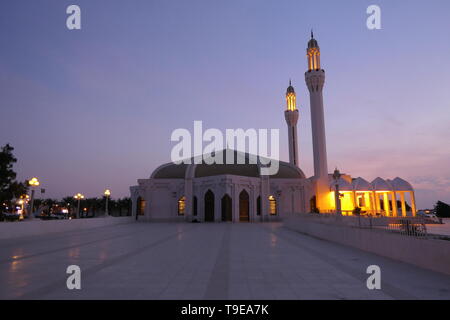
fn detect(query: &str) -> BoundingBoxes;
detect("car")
[1,212,21,222]
[417,210,429,217]
[37,212,66,220]
[50,212,66,220]
[417,211,440,223]
[426,213,441,222]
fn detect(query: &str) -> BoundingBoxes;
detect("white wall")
[285,215,450,276]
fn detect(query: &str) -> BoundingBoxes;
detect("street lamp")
[74,193,84,219]
[28,177,40,219]
[332,168,342,215]
[104,189,111,216]
[17,199,24,218]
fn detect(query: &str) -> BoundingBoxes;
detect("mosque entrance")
[239,190,250,222]
[221,194,232,222]
[204,190,215,222]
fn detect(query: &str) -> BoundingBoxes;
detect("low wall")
[0,216,134,240]
[284,215,450,276]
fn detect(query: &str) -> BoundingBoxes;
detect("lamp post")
[104,189,111,216]
[18,194,28,217]
[332,168,342,215]
[74,193,84,219]
[28,177,40,219]
[17,199,24,219]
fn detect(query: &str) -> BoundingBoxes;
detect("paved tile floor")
[427,219,450,237]
[1,222,449,300]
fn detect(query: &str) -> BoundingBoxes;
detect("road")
[1,222,449,299]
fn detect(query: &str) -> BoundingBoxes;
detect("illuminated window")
[286,92,296,111]
[137,197,146,216]
[178,196,186,215]
[307,48,321,71]
[269,195,277,215]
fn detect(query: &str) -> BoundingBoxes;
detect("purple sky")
[1,0,450,208]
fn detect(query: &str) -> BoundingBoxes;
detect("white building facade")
[131,151,313,222]
[130,34,417,221]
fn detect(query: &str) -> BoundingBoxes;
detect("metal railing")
[386,218,428,238]
[298,213,429,238]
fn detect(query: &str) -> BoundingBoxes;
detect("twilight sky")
[1,0,449,208]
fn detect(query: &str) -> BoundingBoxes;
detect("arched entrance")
[256,196,261,216]
[310,196,317,213]
[193,196,198,216]
[221,194,232,222]
[136,197,146,221]
[239,190,250,222]
[204,190,215,222]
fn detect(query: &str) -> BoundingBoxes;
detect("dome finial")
[311,29,314,39]
[289,78,291,86]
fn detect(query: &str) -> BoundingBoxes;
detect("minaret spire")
[284,81,300,167]
[307,31,320,70]
[305,33,329,213]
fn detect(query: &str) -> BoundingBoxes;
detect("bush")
[353,207,362,216]
[435,201,450,218]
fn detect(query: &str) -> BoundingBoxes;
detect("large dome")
[151,149,305,179]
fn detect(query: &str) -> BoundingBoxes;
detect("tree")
[122,197,131,216]
[435,201,450,218]
[0,144,28,211]
[62,196,76,207]
[117,197,131,216]
[352,207,362,216]
[109,198,118,216]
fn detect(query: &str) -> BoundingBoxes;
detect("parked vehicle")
[426,213,441,223]
[417,210,440,223]
[1,212,22,222]
[38,211,66,220]
[50,212,66,220]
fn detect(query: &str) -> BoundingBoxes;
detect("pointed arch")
[256,196,261,216]
[136,197,146,221]
[221,194,232,222]
[193,196,198,216]
[239,189,250,222]
[204,190,215,222]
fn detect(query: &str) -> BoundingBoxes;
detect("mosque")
[129,33,417,222]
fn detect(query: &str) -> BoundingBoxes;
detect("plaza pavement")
[0,222,449,300]
[426,218,450,237]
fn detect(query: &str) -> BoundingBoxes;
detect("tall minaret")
[305,32,329,212]
[284,80,299,167]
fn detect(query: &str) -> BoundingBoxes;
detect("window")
[137,197,146,216]
[269,195,277,215]
[178,196,186,215]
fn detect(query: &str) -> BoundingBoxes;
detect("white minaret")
[305,32,329,212]
[284,80,299,167]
